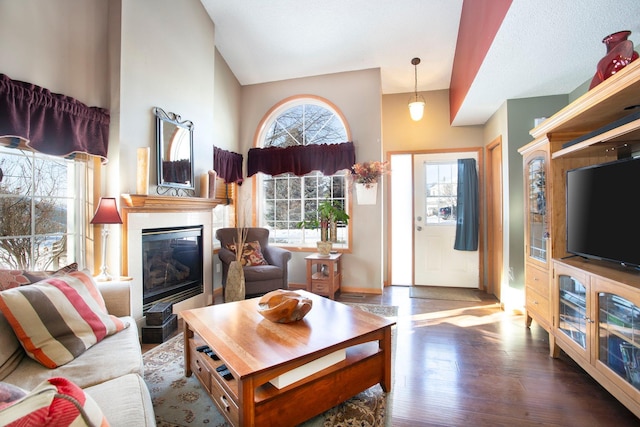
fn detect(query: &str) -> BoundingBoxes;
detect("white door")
[413,153,479,288]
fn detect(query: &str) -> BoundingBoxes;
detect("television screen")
[566,156,640,268]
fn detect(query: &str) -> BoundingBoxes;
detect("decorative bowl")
[257,290,313,323]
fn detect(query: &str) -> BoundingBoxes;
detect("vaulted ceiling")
[201,0,640,126]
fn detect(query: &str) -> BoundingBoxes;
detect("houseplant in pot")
[297,199,349,255]
[319,199,349,243]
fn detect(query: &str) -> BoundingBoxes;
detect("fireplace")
[121,194,216,323]
[141,225,203,313]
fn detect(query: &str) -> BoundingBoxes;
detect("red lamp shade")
[90,197,123,225]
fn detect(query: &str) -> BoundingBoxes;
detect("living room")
[2,0,640,425]
[1,0,626,308]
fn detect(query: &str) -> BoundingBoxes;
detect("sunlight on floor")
[408,304,506,328]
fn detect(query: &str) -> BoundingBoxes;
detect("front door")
[413,152,479,288]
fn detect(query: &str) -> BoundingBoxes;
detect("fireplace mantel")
[121,194,220,211]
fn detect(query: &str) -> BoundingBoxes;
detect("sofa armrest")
[97,281,132,317]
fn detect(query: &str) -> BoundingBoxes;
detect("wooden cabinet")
[553,261,592,363]
[523,59,640,417]
[519,141,552,334]
[553,259,640,417]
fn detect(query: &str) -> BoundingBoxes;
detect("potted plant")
[297,199,349,255]
[350,161,389,204]
[320,200,349,243]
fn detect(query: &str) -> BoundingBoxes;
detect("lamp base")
[94,272,113,282]
[96,225,114,282]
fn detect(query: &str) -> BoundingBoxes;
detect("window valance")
[0,74,110,164]
[214,145,244,185]
[247,141,356,177]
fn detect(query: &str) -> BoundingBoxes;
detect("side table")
[305,253,341,299]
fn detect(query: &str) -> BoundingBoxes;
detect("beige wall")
[0,0,109,108]
[383,90,484,152]
[240,69,384,292]
[381,89,484,285]
[116,0,216,196]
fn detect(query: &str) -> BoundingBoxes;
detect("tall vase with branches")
[225,204,249,302]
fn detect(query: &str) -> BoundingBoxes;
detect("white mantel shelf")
[121,194,220,211]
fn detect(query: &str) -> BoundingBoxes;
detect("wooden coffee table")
[181,290,395,426]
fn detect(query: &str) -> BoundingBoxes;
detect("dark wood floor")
[143,286,639,426]
[342,285,638,427]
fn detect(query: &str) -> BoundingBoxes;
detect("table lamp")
[90,197,123,281]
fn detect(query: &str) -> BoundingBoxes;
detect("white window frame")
[0,146,87,270]
[424,160,458,225]
[255,96,352,249]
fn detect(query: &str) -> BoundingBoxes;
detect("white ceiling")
[200,0,640,126]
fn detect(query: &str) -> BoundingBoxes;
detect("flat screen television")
[566,156,640,269]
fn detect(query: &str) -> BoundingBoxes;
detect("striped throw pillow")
[0,377,109,427]
[0,270,128,368]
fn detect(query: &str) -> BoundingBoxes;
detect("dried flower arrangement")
[350,161,389,188]
[234,227,249,263]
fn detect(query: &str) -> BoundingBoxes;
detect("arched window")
[255,96,351,248]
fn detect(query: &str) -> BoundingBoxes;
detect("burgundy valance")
[214,145,244,185]
[247,141,356,177]
[0,73,110,164]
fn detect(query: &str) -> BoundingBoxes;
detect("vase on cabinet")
[590,30,639,89]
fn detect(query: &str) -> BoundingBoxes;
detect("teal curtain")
[454,158,478,251]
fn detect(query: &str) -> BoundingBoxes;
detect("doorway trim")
[386,147,484,289]
[485,136,503,300]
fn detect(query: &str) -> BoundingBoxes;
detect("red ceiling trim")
[449,0,512,124]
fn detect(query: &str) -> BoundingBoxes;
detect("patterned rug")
[143,303,397,427]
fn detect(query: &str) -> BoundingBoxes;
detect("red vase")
[590,30,639,89]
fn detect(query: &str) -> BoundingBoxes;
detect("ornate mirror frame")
[153,107,195,194]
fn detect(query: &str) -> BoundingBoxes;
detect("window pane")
[34,157,68,197]
[0,147,81,270]
[425,161,458,225]
[0,152,31,196]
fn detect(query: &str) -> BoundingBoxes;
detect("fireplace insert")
[141,225,203,313]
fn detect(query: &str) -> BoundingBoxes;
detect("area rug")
[409,285,482,302]
[143,303,396,427]
[343,302,399,318]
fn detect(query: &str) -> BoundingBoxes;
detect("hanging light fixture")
[408,57,426,121]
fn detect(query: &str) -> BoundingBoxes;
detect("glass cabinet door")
[599,293,640,391]
[558,274,588,349]
[526,156,548,263]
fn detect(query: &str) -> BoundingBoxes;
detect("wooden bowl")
[257,290,313,323]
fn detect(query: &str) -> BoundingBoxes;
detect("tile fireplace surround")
[120,194,216,325]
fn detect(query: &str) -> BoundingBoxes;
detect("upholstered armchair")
[215,227,292,299]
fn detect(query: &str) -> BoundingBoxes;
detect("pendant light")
[408,57,426,121]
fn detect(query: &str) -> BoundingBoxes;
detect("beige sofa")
[0,280,156,426]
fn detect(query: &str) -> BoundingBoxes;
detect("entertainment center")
[520,58,640,418]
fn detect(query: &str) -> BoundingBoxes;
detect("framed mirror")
[153,107,195,192]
